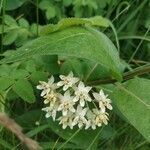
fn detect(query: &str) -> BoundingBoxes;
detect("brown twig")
[0,113,42,150]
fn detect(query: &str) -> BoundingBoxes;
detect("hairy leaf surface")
[113,78,150,141]
[1,27,122,80]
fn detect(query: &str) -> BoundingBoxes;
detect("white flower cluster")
[37,72,113,130]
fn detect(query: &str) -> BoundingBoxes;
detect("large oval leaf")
[12,79,36,103]
[1,27,122,80]
[0,77,14,91]
[113,78,150,141]
[5,0,27,10]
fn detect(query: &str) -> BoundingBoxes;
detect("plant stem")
[117,0,147,33]
[87,64,150,86]
[119,35,150,42]
[58,128,81,150]
[0,0,3,13]
[87,127,103,150]
[128,26,150,63]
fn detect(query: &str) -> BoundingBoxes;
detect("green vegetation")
[0,0,150,149]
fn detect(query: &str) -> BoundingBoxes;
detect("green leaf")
[113,78,150,141]
[39,0,51,10]
[30,23,42,35]
[30,71,48,85]
[87,16,109,27]
[0,25,12,34]
[0,64,12,76]
[6,89,19,102]
[3,30,18,45]
[40,142,79,149]
[46,6,56,19]
[12,79,35,103]
[81,60,110,82]
[63,0,73,6]
[5,0,27,10]
[15,109,45,128]
[34,55,60,74]
[40,16,109,35]
[47,119,101,149]
[22,60,36,73]
[26,124,50,137]
[18,18,29,29]
[4,15,17,26]
[1,26,122,80]
[0,138,13,149]
[11,69,29,79]
[60,58,84,78]
[15,109,115,149]
[0,77,14,91]
[15,28,29,46]
[60,58,110,81]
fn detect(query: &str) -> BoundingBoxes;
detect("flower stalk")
[87,64,150,86]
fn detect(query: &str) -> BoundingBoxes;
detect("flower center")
[79,93,85,99]
[64,102,70,109]
[64,79,70,85]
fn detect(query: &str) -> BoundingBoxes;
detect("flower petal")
[80,99,85,107]
[48,76,54,84]
[63,110,68,116]
[44,99,49,104]
[73,96,79,102]
[59,75,65,80]
[107,103,113,110]
[57,81,64,87]
[45,113,51,118]
[63,85,69,91]
[36,85,43,90]
[93,92,100,101]
[41,90,47,96]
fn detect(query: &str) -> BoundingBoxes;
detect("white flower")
[37,76,58,96]
[73,82,92,107]
[93,90,112,112]
[73,105,88,128]
[86,120,96,130]
[57,72,79,91]
[58,91,75,116]
[57,112,75,129]
[85,110,97,130]
[43,91,58,107]
[42,104,58,121]
[39,73,113,130]
[93,109,109,126]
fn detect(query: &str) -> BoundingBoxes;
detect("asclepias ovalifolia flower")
[37,72,113,129]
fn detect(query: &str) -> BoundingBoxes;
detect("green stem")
[128,26,150,63]
[58,128,81,150]
[0,0,3,13]
[117,0,147,33]
[119,35,150,42]
[87,127,103,150]
[87,64,150,86]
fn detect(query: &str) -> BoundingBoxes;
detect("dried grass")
[0,113,42,150]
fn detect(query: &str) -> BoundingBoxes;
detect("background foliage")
[0,0,150,149]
